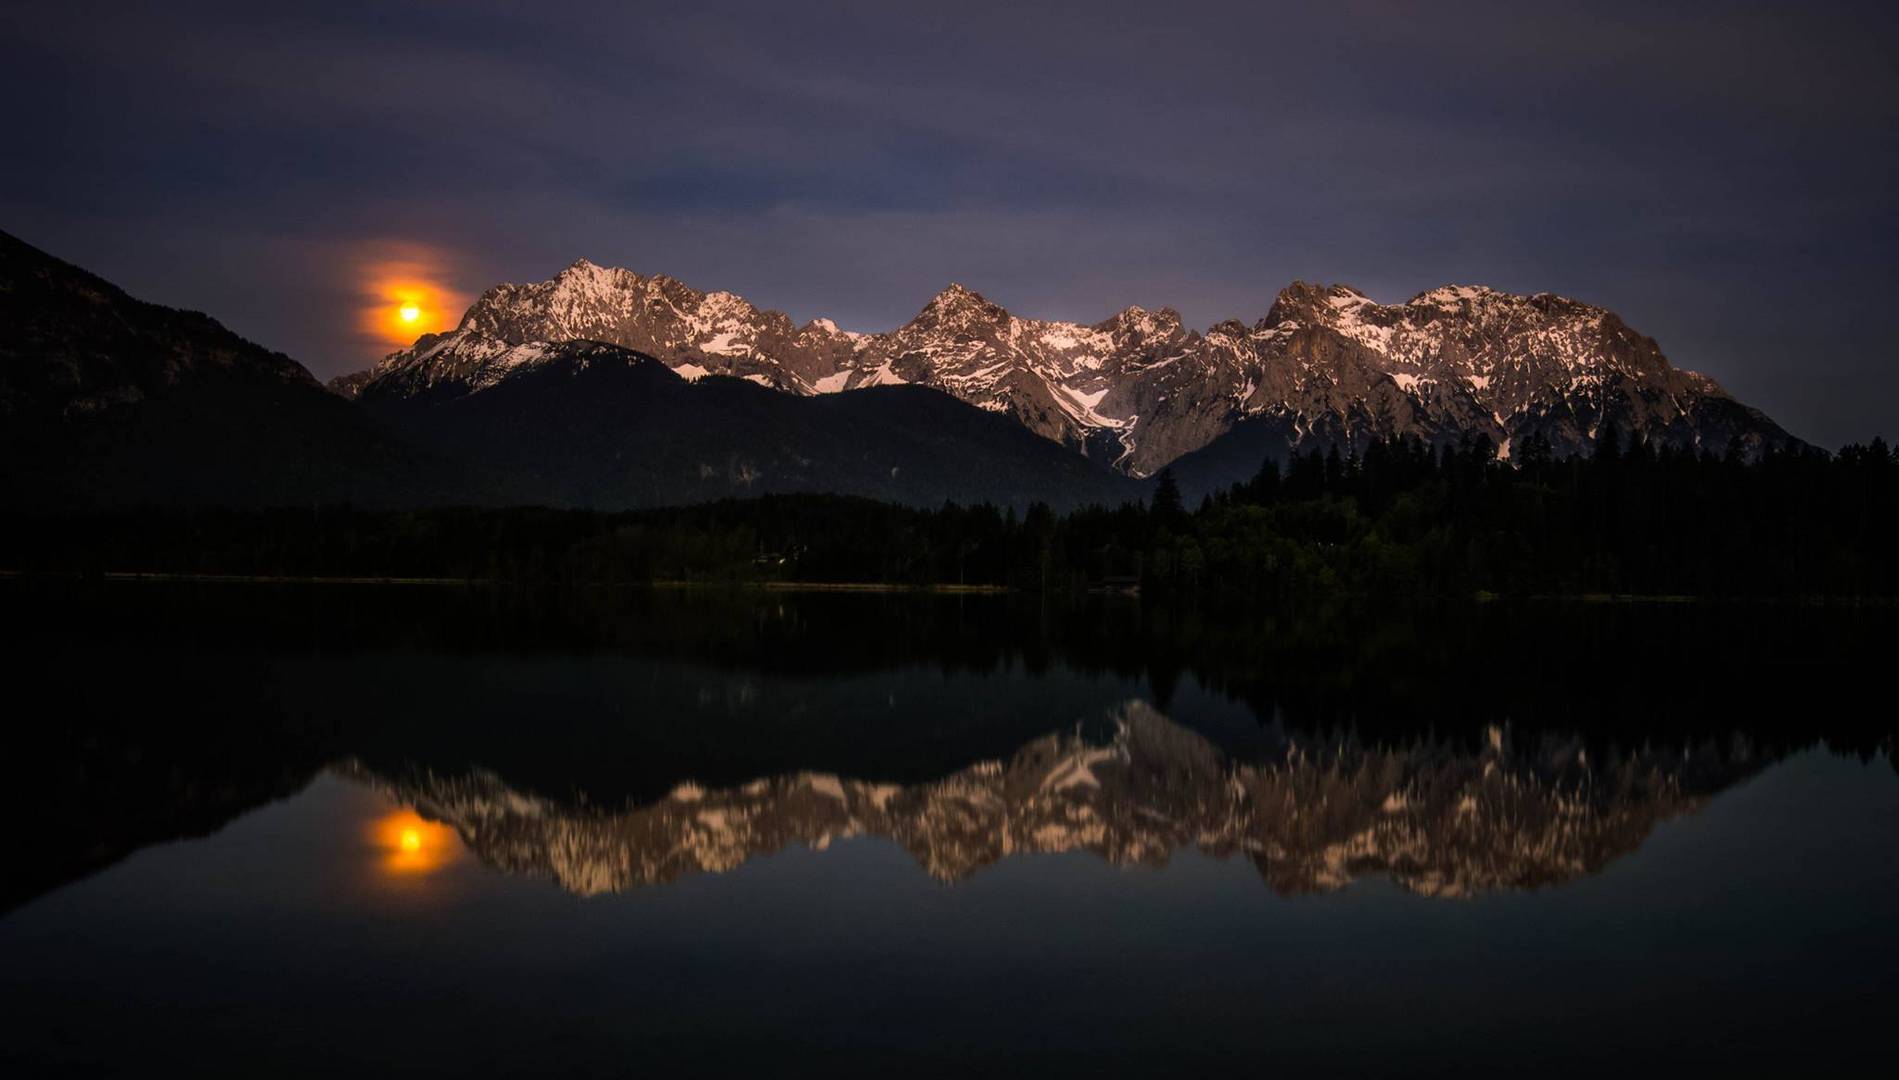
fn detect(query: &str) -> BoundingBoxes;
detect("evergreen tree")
[1151,467,1185,521]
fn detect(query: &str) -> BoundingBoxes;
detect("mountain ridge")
[0,231,1140,511]
[4,227,1810,514]
[347,259,1803,476]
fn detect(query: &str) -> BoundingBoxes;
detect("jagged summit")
[931,281,981,303]
[915,282,1008,326]
[1097,304,1185,339]
[1263,281,1374,321]
[346,258,1801,478]
[1410,283,1505,306]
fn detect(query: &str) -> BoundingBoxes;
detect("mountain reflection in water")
[5,583,1898,1076]
[5,581,1892,913]
[349,702,1766,899]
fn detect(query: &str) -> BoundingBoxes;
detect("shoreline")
[0,570,1011,594]
[3,571,1892,605]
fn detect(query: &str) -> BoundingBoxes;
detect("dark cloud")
[4,0,1894,446]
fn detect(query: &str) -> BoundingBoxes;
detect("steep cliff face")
[348,703,1765,899]
[350,260,1800,480]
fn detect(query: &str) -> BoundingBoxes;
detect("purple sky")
[4,0,1895,447]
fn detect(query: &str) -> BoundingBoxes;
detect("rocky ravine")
[339,260,1800,475]
[343,703,1766,899]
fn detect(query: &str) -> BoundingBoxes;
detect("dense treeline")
[4,427,1895,598]
[1138,428,1899,599]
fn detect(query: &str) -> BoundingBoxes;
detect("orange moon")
[365,283,453,344]
[358,245,467,349]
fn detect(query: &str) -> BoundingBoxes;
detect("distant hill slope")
[361,340,1144,511]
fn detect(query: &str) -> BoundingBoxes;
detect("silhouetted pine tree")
[1151,467,1185,521]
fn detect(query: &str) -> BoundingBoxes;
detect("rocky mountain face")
[348,703,1765,900]
[350,260,1801,478]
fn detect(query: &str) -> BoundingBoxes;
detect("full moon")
[362,251,466,346]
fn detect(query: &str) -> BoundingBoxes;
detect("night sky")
[5,1,1894,448]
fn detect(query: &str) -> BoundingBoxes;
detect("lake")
[3,583,1895,1075]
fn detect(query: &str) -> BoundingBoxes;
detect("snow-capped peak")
[352,260,1796,475]
[916,282,1008,326]
[1411,283,1502,308]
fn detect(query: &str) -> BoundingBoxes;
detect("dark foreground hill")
[361,340,1142,510]
[0,229,438,508]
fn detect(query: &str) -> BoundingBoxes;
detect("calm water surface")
[3,584,1895,1076]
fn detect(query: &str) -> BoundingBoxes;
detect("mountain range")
[0,231,1134,510]
[4,228,1802,510]
[346,257,1801,482]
